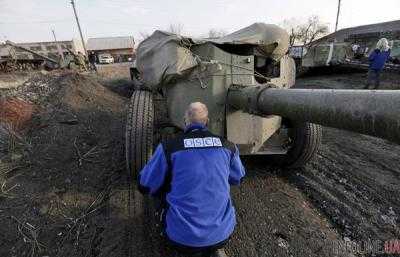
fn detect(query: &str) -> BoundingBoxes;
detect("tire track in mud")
[289,127,400,243]
[227,167,351,257]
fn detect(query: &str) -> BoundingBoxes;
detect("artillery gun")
[126,23,400,177]
[0,40,60,72]
[0,40,84,72]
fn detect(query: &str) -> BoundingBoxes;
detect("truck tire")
[281,122,322,168]
[125,90,154,179]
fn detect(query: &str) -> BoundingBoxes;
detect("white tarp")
[136,23,289,88]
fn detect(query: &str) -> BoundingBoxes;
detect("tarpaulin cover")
[136,23,289,88]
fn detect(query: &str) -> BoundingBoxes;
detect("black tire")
[281,122,322,168]
[125,90,154,180]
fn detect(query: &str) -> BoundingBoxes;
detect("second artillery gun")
[0,40,86,72]
[0,40,59,72]
[126,23,400,176]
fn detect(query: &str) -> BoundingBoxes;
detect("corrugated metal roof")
[313,20,400,44]
[87,36,135,51]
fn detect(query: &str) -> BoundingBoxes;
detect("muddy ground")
[0,67,399,257]
[296,68,400,90]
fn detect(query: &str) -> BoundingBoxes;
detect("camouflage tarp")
[136,23,289,89]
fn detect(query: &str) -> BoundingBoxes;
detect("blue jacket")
[369,49,391,71]
[138,123,246,247]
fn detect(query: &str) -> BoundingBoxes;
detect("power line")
[0,18,207,32]
[0,19,70,25]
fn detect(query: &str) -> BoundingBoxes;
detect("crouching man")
[138,102,245,257]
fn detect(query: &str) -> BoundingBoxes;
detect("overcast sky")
[0,0,399,43]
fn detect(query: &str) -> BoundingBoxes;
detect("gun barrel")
[228,87,400,144]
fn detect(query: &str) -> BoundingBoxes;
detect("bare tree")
[281,18,302,47]
[298,16,329,46]
[167,23,184,35]
[282,16,329,47]
[208,29,228,38]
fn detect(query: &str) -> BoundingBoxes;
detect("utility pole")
[51,29,64,61]
[70,0,87,55]
[335,0,342,32]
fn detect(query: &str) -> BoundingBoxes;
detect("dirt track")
[0,68,399,257]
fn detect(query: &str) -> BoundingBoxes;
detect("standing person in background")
[88,51,97,72]
[76,51,88,71]
[364,38,391,89]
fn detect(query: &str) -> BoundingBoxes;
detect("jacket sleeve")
[387,49,392,61]
[369,50,377,62]
[229,145,246,186]
[137,144,169,195]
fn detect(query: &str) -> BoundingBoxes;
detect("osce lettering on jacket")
[183,137,223,148]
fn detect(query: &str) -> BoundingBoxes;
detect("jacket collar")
[184,123,207,133]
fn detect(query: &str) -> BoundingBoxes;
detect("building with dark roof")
[86,36,135,62]
[302,20,400,68]
[313,20,400,45]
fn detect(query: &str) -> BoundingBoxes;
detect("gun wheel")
[281,122,322,168]
[125,90,154,179]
